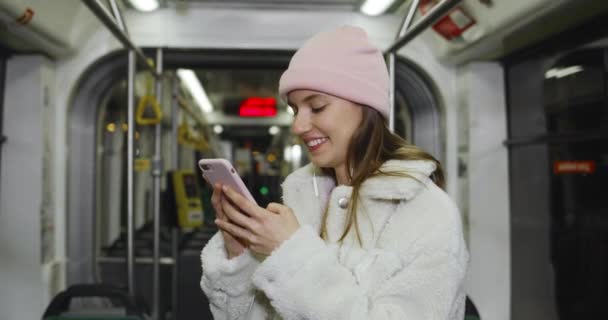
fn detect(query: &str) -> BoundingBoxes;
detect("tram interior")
[0,0,607,319]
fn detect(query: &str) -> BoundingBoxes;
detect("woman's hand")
[215,185,300,256]
[210,183,247,259]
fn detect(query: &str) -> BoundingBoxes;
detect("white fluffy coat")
[200,160,469,320]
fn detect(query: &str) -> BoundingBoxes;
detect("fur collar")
[359,159,436,201]
[281,159,437,237]
[283,159,436,202]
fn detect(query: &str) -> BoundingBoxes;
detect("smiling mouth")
[306,137,328,152]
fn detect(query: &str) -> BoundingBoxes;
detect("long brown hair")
[319,106,444,244]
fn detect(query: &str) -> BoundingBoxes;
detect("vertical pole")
[171,75,179,168]
[152,48,164,320]
[108,0,129,35]
[388,0,421,132]
[171,229,179,319]
[127,50,136,297]
[171,73,180,319]
[0,58,6,238]
[388,54,396,132]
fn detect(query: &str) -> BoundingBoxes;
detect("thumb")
[266,202,284,214]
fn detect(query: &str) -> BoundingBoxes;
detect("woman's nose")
[291,113,311,135]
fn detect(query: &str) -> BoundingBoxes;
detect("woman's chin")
[309,156,334,169]
[309,157,325,168]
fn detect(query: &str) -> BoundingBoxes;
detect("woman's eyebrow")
[288,94,324,108]
[304,94,323,103]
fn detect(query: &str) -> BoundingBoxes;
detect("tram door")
[507,37,608,318]
[544,48,608,319]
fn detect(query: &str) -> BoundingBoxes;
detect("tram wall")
[459,62,511,320]
[0,55,55,320]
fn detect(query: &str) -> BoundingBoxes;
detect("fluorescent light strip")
[291,145,302,161]
[545,66,584,79]
[128,0,159,12]
[360,0,396,16]
[177,69,213,113]
[284,146,292,162]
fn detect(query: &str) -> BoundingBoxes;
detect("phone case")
[198,158,257,204]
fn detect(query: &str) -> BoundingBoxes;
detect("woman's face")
[288,89,363,171]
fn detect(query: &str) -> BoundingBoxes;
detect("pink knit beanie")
[279,26,390,119]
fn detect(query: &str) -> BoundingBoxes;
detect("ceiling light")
[360,0,396,16]
[128,0,159,12]
[268,126,280,135]
[291,145,302,161]
[213,125,223,134]
[545,66,584,79]
[284,146,292,162]
[177,69,213,113]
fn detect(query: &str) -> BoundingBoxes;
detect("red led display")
[239,97,277,117]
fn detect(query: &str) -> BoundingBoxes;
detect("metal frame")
[170,74,180,320]
[152,48,163,320]
[68,52,127,287]
[0,55,7,202]
[385,0,463,130]
[82,0,159,77]
[126,50,136,297]
[385,0,463,55]
[82,2,163,318]
[394,56,442,160]
[388,0,420,131]
[108,0,129,34]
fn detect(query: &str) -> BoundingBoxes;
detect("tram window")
[544,49,607,134]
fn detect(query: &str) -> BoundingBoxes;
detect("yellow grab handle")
[136,95,162,125]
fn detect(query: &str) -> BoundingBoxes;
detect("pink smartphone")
[198,158,257,204]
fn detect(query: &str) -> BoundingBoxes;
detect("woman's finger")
[222,186,264,218]
[221,198,258,231]
[215,219,255,244]
[211,184,226,219]
[265,202,285,214]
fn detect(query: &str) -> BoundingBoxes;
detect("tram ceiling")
[162,0,361,11]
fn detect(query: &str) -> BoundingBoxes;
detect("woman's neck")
[334,165,350,185]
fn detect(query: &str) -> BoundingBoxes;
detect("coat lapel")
[281,164,335,233]
[359,160,436,201]
[281,160,437,242]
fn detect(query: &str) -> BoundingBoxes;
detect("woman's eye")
[312,105,326,113]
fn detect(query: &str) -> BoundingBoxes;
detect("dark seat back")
[465,295,481,320]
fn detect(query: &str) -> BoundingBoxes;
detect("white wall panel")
[465,62,510,320]
[0,55,52,320]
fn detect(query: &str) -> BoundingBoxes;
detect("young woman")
[200,26,468,320]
